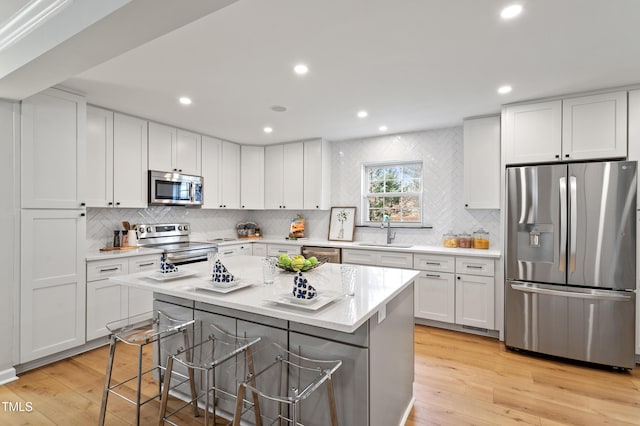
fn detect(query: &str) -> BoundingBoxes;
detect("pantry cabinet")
[303,139,332,210]
[463,116,500,209]
[201,136,240,209]
[240,145,265,209]
[264,142,304,209]
[503,91,628,165]
[20,209,86,363]
[86,107,148,208]
[21,88,86,209]
[148,122,201,175]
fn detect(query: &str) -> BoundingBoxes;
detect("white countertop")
[85,247,164,262]
[216,237,501,258]
[110,255,419,333]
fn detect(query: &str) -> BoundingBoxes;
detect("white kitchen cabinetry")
[267,244,301,257]
[86,107,148,208]
[342,249,413,269]
[86,254,158,340]
[252,243,267,257]
[21,88,86,209]
[455,257,495,329]
[265,142,303,209]
[503,91,628,165]
[240,145,265,209]
[303,139,332,210]
[413,254,455,323]
[463,116,500,209]
[503,100,562,165]
[217,243,253,259]
[562,91,627,161]
[20,209,86,363]
[201,136,240,209]
[148,122,201,175]
[414,253,495,330]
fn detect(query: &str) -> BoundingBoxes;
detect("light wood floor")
[0,325,638,425]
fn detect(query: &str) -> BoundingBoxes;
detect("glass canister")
[472,228,490,249]
[442,231,458,248]
[457,232,472,248]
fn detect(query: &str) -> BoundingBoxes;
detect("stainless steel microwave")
[148,170,203,206]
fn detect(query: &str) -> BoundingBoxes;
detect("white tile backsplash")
[87,125,500,250]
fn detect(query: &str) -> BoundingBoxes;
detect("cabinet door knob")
[80,202,86,207]
[116,202,121,206]
[173,168,177,171]
[457,276,461,280]
[555,154,560,159]
[80,213,85,217]
[316,205,319,209]
[108,202,113,206]
[465,203,469,207]
[565,154,570,158]
[179,169,182,172]
[242,205,245,208]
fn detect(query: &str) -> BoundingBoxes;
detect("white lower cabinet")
[252,243,267,257]
[414,253,495,330]
[86,254,158,340]
[267,244,301,257]
[217,243,253,259]
[341,248,413,269]
[20,209,86,363]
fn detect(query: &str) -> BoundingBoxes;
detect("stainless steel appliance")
[505,161,637,369]
[136,223,216,265]
[148,170,203,206]
[301,246,342,263]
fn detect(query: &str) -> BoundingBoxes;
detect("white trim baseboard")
[0,367,17,385]
[399,396,416,426]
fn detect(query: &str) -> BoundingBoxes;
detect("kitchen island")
[110,255,418,426]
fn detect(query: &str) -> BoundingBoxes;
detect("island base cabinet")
[289,332,369,426]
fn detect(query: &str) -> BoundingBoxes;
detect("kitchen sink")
[356,243,413,248]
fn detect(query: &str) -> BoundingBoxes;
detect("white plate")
[147,268,198,281]
[265,291,342,311]
[191,279,254,294]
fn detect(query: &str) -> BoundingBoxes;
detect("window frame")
[361,160,424,227]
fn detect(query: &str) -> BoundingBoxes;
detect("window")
[363,162,423,224]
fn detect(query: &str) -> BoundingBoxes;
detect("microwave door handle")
[569,175,577,273]
[189,182,195,203]
[559,176,567,272]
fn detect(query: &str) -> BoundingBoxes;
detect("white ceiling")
[57,0,640,144]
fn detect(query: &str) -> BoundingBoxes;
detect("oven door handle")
[166,252,210,261]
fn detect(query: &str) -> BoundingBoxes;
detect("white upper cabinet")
[87,108,148,208]
[503,91,628,165]
[503,100,562,165]
[265,142,303,209]
[240,145,265,209]
[86,106,113,207]
[22,88,86,209]
[303,139,332,210]
[113,113,148,208]
[148,122,201,175]
[202,136,241,209]
[562,91,627,160]
[463,116,500,209]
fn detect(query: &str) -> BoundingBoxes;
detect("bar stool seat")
[99,311,196,426]
[232,343,342,426]
[158,323,261,426]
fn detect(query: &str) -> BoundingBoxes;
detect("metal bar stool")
[99,311,197,426]
[158,322,261,426]
[232,343,342,426]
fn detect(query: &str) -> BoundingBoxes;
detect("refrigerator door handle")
[559,176,567,272]
[569,175,577,272]
[510,283,633,302]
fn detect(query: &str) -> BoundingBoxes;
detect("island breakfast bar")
[110,255,419,426]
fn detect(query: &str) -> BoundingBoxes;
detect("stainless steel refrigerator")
[505,161,637,369]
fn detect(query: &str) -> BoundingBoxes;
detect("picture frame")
[328,206,357,241]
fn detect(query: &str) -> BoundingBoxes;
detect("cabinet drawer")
[455,257,494,277]
[413,254,455,273]
[267,244,300,257]
[378,252,413,269]
[87,259,129,282]
[218,246,240,258]
[129,255,160,273]
[342,249,376,265]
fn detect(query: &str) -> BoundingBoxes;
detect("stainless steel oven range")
[136,223,217,265]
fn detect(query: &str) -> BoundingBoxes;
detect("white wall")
[0,100,17,382]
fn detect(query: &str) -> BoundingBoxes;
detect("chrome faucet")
[381,214,396,244]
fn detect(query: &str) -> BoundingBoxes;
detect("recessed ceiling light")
[294,64,309,75]
[263,127,273,133]
[179,96,192,105]
[357,110,368,118]
[500,4,523,19]
[379,125,388,132]
[498,85,512,94]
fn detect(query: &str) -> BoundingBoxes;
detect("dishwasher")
[301,246,342,263]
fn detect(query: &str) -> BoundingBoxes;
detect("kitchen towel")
[292,271,317,300]
[212,259,235,283]
[160,255,179,274]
